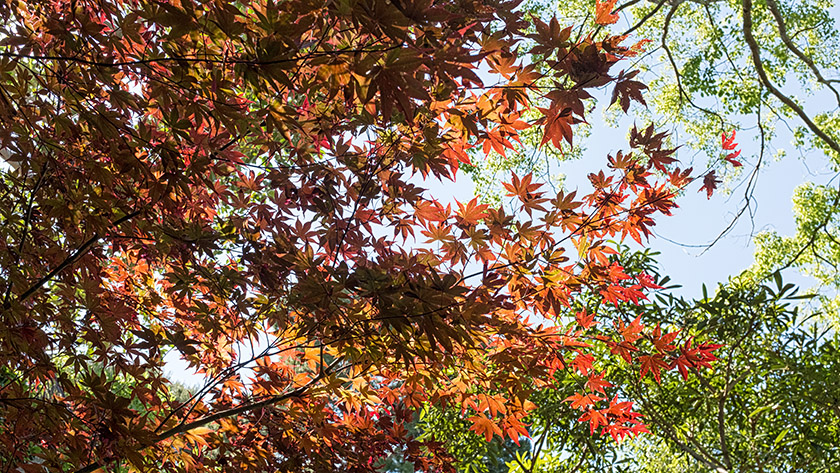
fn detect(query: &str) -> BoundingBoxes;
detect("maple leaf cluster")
[0,0,719,471]
[699,129,744,199]
[722,129,743,167]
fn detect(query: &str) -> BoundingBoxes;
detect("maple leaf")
[607,340,639,363]
[414,200,450,223]
[572,353,596,375]
[575,308,598,329]
[616,315,644,343]
[638,354,669,383]
[579,408,609,434]
[606,395,636,417]
[672,353,694,381]
[503,172,541,199]
[455,198,489,227]
[669,166,693,188]
[699,171,720,199]
[611,70,648,112]
[538,105,575,149]
[565,392,605,410]
[626,39,653,57]
[503,416,530,445]
[724,150,742,167]
[722,129,743,167]
[487,52,519,78]
[650,325,679,353]
[586,371,614,394]
[637,273,663,290]
[481,127,516,158]
[595,0,620,25]
[503,172,549,216]
[673,339,724,379]
[468,414,503,442]
[722,129,738,150]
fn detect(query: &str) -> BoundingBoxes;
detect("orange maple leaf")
[468,414,503,442]
[565,392,605,410]
[575,308,597,329]
[586,370,614,394]
[595,0,620,25]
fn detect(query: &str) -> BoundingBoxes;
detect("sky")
[558,109,835,299]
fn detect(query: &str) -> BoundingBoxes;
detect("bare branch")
[621,0,669,37]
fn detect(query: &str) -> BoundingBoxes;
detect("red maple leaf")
[611,70,648,113]
[579,408,609,434]
[673,339,725,379]
[586,371,614,394]
[699,171,720,199]
[650,324,679,353]
[721,130,743,167]
[638,354,669,383]
[722,129,737,150]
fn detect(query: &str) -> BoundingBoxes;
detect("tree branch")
[3,162,49,305]
[741,0,840,156]
[742,0,840,273]
[567,443,589,473]
[634,377,728,471]
[765,0,840,107]
[74,358,346,473]
[621,0,669,37]
[0,44,404,69]
[13,209,142,304]
[661,1,726,126]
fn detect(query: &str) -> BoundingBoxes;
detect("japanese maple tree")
[0,0,711,471]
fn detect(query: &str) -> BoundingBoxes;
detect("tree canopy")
[0,0,715,471]
[433,0,840,469]
[501,0,840,302]
[412,250,840,473]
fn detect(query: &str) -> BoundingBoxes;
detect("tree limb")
[14,209,142,304]
[621,0,669,37]
[74,358,346,473]
[741,0,840,156]
[742,0,840,273]
[766,0,840,107]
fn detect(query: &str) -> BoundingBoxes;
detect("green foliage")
[418,405,530,473]
[751,182,840,327]
[415,247,840,473]
[625,272,840,473]
[612,0,839,166]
